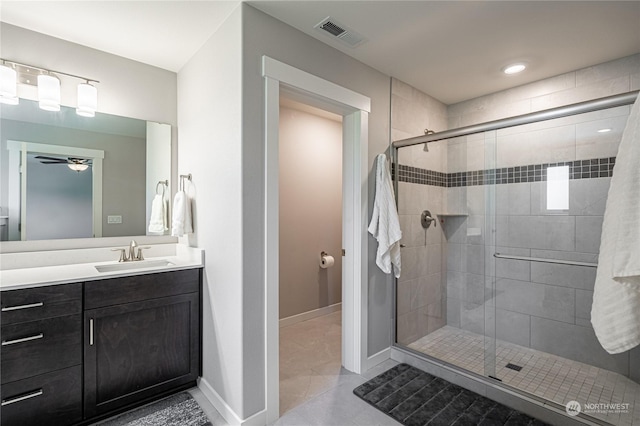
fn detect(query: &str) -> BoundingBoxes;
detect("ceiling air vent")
[314,17,366,48]
[319,20,346,37]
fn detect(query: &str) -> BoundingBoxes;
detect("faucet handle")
[111,248,128,262]
[136,246,151,261]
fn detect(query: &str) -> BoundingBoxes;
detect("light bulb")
[68,163,89,172]
[38,74,61,111]
[503,63,527,75]
[77,82,97,117]
[0,64,19,105]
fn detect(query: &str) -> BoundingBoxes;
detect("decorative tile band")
[393,157,615,188]
[393,164,447,187]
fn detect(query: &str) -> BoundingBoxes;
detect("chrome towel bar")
[494,253,597,268]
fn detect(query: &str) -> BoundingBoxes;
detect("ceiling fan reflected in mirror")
[34,155,92,172]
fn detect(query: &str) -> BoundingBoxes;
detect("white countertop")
[0,244,204,291]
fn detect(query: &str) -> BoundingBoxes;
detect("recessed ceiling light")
[597,128,612,133]
[503,63,526,75]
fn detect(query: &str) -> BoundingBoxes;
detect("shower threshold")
[405,326,639,426]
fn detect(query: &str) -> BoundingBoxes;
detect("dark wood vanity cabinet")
[0,283,83,426]
[0,268,202,426]
[83,269,202,419]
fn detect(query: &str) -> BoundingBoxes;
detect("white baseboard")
[279,303,342,328]
[198,378,267,426]
[366,346,391,371]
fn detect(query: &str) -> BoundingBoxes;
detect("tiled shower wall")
[444,54,640,381]
[392,78,449,345]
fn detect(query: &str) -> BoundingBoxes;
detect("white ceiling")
[0,1,240,72]
[2,1,639,104]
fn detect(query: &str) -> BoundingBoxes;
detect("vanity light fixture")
[77,82,97,117]
[68,163,89,172]
[38,73,61,111]
[503,63,527,75]
[0,58,99,116]
[0,62,19,105]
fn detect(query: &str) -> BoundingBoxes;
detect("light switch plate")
[107,215,122,224]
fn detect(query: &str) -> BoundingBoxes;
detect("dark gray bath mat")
[354,363,549,426]
[95,392,211,426]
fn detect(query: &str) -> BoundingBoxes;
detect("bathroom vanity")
[0,246,203,426]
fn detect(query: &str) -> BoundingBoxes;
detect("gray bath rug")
[95,392,211,426]
[354,363,549,426]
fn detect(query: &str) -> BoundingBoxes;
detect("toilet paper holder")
[319,251,335,269]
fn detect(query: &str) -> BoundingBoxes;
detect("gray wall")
[241,5,393,417]
[177,4,245,417]
[392,78,449,345]
[279,105,343,320]
[178,3,394,419]
[0,23,177,126]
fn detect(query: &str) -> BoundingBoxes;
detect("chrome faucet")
[129,240,138,262]
[111,240,150,262]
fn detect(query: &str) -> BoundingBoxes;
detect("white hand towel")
[171,191,193,237]
[148,194,167,234]
[591,96,640,354]
[368,153,402,278]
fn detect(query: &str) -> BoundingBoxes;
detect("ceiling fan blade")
[40,161,68,164]
[35,155,67,162]
[68,158,92,164]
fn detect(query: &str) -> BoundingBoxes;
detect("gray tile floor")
[189,311,403,426]
[275,311,401,425]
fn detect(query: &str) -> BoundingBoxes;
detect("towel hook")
[156,180,168,197]
[179,173,192,191]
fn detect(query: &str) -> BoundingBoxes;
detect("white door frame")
[262,56,370,423]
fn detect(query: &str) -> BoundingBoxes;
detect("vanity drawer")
[1,365,82,426]
[1,314,82,384]
[85,268,201,309]
[1,283,82,325]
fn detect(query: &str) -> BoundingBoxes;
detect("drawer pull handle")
[1,389,43,406]
[1,302,44,312]
[1,333,44,346]
[90,318,94,346]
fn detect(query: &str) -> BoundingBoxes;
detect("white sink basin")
[95,259,175,273]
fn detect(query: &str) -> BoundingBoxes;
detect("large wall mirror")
[1,99,171,242]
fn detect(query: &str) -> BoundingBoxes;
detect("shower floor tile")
[408,326,640,426]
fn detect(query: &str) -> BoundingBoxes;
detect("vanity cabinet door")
[83,292,200,418]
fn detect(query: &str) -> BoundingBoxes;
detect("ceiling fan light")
[77,82,97,117]
[68,163,89,172]
[38,74,61,111]
[0,63,19,105]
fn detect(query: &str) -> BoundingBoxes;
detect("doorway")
[263,56,371,423]
[278,96,344,414]
[6,140,104,240]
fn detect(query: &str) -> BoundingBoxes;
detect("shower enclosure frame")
[391,90,639,424]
